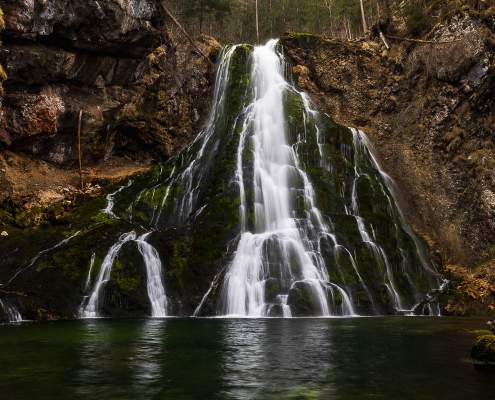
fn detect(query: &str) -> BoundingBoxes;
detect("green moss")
[271,385,322,399]
[112,259,141,294]
[166,240,191,289]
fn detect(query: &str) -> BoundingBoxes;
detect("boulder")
[471,334,495,366]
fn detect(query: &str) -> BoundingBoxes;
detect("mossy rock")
[471,334,495,365]
[265,278,282,303]
[288,281,326,316]
[283,32,321,48]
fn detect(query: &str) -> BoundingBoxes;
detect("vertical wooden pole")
[255,0,260,44]
[77,110,83,189]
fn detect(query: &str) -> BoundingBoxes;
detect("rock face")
[281,13,495,292]
[0,1,220,228]
[442,262,495,316]
[2,0,162,56]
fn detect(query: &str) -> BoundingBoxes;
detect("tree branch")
[385,34,461,45]
[160,2,214,66]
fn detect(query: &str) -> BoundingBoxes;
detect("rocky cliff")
[281,10,495,315]
[0,0,220,228]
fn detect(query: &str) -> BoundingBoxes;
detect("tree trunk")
[359,0,368,33]
[255,0,260,44]
[199,0,204,33]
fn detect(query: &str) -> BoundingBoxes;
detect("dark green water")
[0,317,492,399]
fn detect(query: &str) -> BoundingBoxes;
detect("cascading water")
[214,40,442,317]
[222,40,337,317]
[15,39,443,318]
[136,233,168,317]
[0,298,22,322]
[81,231,137,318]
[80,231,169,318]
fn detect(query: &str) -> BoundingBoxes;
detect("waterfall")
[221,40,351,317]
[52,39,443,319]
[0,298,22,322]
[84,253,96,291]
[214,40,442,317]
[80,230,169,318]
[81,231,137,318]
[349,128,443,315]
[136,233,168,317]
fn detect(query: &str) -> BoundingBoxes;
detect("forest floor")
[0,152,150,230]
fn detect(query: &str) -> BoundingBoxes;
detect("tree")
[359,0,368,33]
[255,0,260,43]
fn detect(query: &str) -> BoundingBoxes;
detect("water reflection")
[18,318,488,400]
[221,319,335,399]
[76,319,167,399]
[129,319,166,397]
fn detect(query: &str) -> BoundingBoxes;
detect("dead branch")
[160,2,214,66]
[385,34,462,45]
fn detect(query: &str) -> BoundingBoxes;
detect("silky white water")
[349,128,443,315]
[75,40,443,319]
[222,40,339,317]
[0,299,22,322]
[81,231,137,318]
[81,230,168,318]
[136,233,168,317]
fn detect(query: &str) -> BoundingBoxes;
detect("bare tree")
[359,0,368,33]
[255,0,260,44]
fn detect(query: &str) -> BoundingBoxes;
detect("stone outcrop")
[471,334,495,365]
[2,0,162,56]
